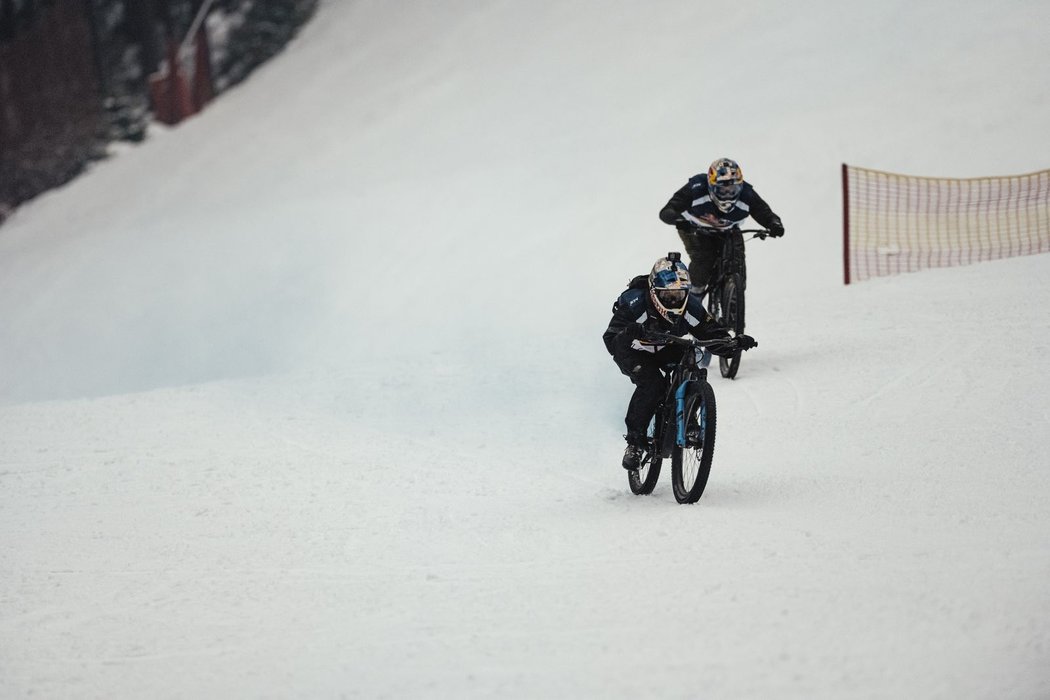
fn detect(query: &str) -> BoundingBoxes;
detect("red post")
[148,40,196,125]
[842,163,851,285]
[169,39,195,120]
[148,65,176,124]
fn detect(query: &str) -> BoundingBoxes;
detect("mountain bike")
[693,226,770,379]
[626,332,720,504]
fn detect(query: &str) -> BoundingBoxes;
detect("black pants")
[677,228,745,291]
[618,346,684,442]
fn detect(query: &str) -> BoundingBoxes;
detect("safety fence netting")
[842,164,1050,284]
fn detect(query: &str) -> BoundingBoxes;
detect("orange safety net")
[842,164,1050,284]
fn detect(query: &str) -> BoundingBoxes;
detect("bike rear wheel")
[627,415,662,495]
[719,273,745,379]
[671,382,717,503]
[706,283,720,320]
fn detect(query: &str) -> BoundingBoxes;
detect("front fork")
[675,366,709,447]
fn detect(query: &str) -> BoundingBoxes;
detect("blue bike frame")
[674,348,711,447]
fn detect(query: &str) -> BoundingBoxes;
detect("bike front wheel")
[671,382,717,504]
[627,415,663,495]
[719,273,745,379]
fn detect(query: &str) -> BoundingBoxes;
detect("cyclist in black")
[658,157,784,298]
[603,254,756,470]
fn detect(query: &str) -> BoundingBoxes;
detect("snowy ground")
[2,1,1049,698]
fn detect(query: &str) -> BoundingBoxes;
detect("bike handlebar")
[641,330,756,352]
[640,331,702,347]
[689,225,770,240]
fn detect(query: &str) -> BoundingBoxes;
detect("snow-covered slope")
[2,1,1049,697]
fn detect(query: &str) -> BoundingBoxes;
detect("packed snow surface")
[2,1,1049,697]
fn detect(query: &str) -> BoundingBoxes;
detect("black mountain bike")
[694,226,770,379]
[626,332,720,504]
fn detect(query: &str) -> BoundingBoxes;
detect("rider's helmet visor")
[655,288,688,307]
[712,183,743,202]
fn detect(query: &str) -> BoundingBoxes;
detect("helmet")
[648,253,691,322]
[707,157,744,213]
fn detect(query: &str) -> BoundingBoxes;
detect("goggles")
[655,288,688,307]
[712,183,742,202]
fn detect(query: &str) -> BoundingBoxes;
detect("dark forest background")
[0,0,317,222]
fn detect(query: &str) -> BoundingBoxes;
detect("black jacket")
[603,277,733,370]
[659,175,782,231]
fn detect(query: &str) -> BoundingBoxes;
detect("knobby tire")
[719,273,745,379]
[671,382,717,503]
[628,415,662,495]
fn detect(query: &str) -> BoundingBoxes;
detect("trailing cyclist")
[603,253,756,470]
[658,157,785,298]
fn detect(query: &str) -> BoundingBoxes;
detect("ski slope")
[2,1,1049,697]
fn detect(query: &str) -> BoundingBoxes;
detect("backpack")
[611,275,650,315]
[626,274,648,291]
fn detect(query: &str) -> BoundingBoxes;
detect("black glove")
[767,220,785,238]
[675,218,697,233]
[703,336,737,357]
[735,334,758,351]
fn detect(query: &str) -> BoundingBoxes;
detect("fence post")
[842,163,851,285]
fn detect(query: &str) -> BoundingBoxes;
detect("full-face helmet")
[707,157,744,213]
[648,253,691,322]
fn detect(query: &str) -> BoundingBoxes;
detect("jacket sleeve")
[658,181,695,225]
[687,312,731,343]
[603,289,650,368]
[683,297,731,342]
[603,294,637,355]
[747,187,783,231]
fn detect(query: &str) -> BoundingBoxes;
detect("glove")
[735,334,758,351]
[675,218,698,233]
[768,220,785,238]
[703,336,737,357]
